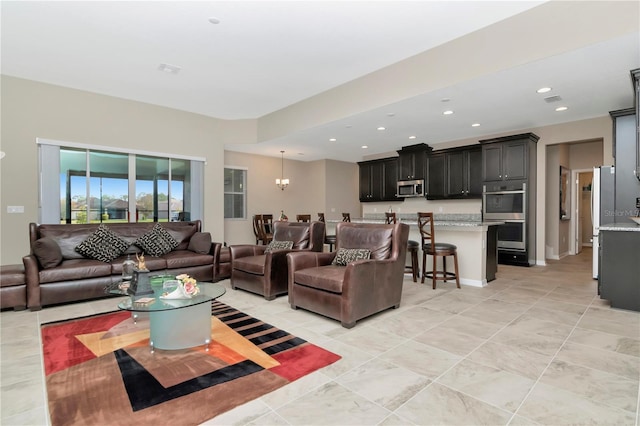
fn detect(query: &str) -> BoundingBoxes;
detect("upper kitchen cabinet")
[480,133,539,183]
[397,143,432,181]
[358,157,399,202]
[446,146,482,198]
[426,146,482,200]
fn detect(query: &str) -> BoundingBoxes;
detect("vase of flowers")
[160,274,200,299]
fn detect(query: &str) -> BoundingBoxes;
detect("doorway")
[571,169,594,255]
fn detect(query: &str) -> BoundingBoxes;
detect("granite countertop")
[599,223,640,232]
[328,213,502,228]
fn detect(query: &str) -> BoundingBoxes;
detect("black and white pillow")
[75,224,130,262]
[332,248,371,266]
[264,240,294,253]
[135,223,179,257]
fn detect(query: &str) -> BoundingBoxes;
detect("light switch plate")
[7,206,24,213]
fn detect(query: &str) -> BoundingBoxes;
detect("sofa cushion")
[135,223,179,257]
[294,266,345,293]
[187,232,212,254]
[264,240,293,253]
[33,237,63,269]
[39,259,113,284]
[233,255,267,275]
[332,248,371,266]
[163,250,214,269]
[75,224,130,263]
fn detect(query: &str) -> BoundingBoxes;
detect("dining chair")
[417,212,460,289]
[385,212,419,282]
[342,212,351,222]
[318,213,336,251]
[296,214,311,222]
[253,214,273,245]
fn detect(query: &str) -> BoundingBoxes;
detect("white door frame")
[570,168,593,255]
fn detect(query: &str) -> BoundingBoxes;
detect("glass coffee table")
[112,282,226,352]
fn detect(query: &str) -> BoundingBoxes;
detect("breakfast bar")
[326,214,501,287]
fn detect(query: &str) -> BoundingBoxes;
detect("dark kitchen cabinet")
[397,143,431,180]
[358,158,398,202]
[426,153,445,200]
[599,229,640,311]
[480,134,539,182]
[426,146,482,200]
[445,147,482,198]
[632,68,640,182]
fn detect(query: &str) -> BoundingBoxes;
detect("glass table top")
[113,282,226,313]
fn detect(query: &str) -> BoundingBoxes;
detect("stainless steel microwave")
[397,179,424,198]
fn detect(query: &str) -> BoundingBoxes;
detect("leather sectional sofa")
[23,220,220,311]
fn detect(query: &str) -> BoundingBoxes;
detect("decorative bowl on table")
[629,216,640,225]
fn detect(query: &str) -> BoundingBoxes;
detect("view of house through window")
[59,148,187,224]
[224,168,246,219]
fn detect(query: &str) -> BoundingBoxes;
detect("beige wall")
[0,75,242,264]
[223,151,358,245]
[0,75,617,268]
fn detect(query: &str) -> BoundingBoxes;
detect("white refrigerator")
[591,166,615,279]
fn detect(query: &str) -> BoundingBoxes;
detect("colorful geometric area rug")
[41,300,341,425]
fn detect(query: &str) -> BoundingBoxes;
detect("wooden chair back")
[342,212,351,222]
[417,212,435,252]
[384,212,397,224]
[317,213,325,222]
[296,214,311,222]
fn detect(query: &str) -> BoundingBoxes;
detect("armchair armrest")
[23,254,42,311]
[229,244,267,262]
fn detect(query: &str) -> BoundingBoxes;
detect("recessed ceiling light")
[555,106,568,112]
[441,98,450,102]
[387,113,395,117]
[377,127,386,131]
[471,123,481,127]
[208,17,221,24]
[158,63,181,74]
[443,110,454,115]
[408,136,417,139]
[345,125,352,128]
[361,145,368,149]
[329,138,337,142]
[537,87,552,93]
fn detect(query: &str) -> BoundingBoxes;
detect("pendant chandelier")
[275,150,289,190]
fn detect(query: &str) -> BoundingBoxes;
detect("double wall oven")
[483,183,526,251]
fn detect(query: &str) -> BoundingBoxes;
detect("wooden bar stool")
[385,212,418,282]
[318,212,336,251]
[417,212,460,289]
[342,212,351,222]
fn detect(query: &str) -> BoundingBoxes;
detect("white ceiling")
[2,1,639,163]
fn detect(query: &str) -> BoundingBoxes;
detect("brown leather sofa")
[230,221,325,300]
[286,222,409,328]
[24,221,215,311]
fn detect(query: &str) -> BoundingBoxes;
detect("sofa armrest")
[286,251,336,302]
[23,254,42,311]
[342,258,402,315]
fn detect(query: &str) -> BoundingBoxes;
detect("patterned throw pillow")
[75,224,130,263]
[264,240,294,253]
[332,248,371,266]
[134,223,179,257]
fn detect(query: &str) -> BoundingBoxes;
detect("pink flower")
[178,274,199,295]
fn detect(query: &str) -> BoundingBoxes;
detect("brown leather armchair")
[286,222,409,328]
[230,221,325,300]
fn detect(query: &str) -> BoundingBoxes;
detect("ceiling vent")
[158,63,181,75]
[544,95,563,103]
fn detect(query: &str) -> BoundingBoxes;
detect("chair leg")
[421,250,427,284]
[432,254,437,290]
[443,256,448,282]
[411,249,418,283]
[453,252,461,288]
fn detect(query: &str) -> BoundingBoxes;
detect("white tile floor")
[2,248,639,425]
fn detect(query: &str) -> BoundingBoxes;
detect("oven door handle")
[483,190,525,195]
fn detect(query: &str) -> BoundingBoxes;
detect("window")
[224,168,246,219]
[39,139,204,224]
